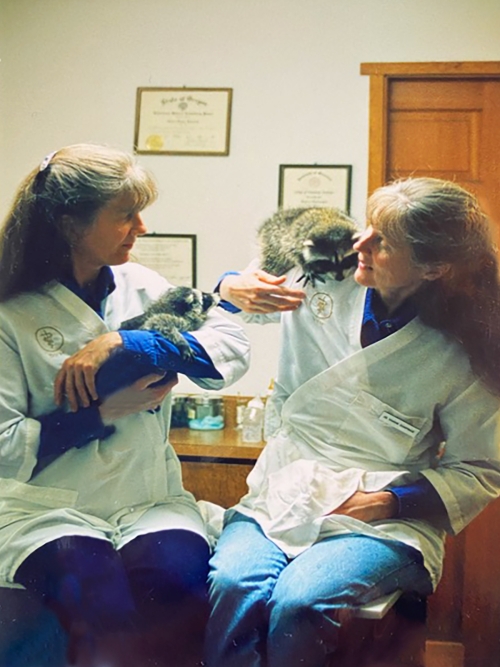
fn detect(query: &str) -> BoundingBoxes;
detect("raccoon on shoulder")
[257,207,359,286]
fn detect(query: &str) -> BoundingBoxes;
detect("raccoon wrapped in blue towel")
[120,286,220,360]
[95,286,219,399]
[258,207,359,286]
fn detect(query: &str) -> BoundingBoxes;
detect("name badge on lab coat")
[379,411,420,438]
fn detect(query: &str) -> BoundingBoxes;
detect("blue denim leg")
[205,514,288,667]
[266,533,432,667]
[206,518,432,667]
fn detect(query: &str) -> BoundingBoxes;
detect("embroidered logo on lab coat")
[35,327,64,352]
[309,292,333,320]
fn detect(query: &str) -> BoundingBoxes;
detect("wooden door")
[388,77,500,231]
[361,62,500,667]
[362,61,500,227]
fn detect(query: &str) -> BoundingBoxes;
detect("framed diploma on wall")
[130,234,197,287]
[134,87,232,156]
[278,164,352,213]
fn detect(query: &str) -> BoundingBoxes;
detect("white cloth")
[235,270,500,588]
[250,460,403,555]
[0,262,250,586]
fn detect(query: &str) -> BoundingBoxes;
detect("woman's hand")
[99,373,178,424]
[220,269,306,313]
[329,491,398,523]
[54,331,123,411]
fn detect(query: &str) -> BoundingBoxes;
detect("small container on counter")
[234,394,249,430]
[241,395,265,443]
[187,393,225,430]
[170,394,190,428]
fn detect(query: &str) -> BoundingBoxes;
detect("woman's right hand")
[99,373,178,424]
[54,331,123,411]
[220,269,306,313]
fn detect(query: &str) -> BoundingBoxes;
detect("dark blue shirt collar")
[61,266,116,317]
[360,288,417,348]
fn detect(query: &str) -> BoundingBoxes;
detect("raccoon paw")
[120,313,147,330]
[178,341,196,362]
[298,271,327,288]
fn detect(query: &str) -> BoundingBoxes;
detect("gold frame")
[134,87,232,156]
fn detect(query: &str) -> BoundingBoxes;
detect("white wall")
[1,0,500,396]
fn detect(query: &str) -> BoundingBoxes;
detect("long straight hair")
[0,144,158,301]
[368,177,500,396]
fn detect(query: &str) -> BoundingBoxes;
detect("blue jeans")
[205,513,432,667]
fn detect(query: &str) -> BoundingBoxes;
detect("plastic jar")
[241,395,264,442]
[170,394,190,427]
[187,394,225,430]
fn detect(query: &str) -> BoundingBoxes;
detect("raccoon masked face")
[300,238,359,283]
[202,291,220,311]
[167,288,202,316]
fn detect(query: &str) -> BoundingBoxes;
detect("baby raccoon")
[257,207,359,286]
[120,286,220,360]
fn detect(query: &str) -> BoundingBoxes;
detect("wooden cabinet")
[169,427,264,508]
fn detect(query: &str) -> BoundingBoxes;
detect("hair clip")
[39,151,57,172]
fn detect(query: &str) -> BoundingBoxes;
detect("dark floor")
[0,589,206,667]
[0,589,66,667]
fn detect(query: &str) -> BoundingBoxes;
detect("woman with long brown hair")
[0,143,249,666]
[206,178,500,667]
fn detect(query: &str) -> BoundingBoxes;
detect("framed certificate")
[134,87,232,156]
[130,234,197,287]
[278,164,352,212]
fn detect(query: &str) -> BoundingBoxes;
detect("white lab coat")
[0,262,250,587]
[234,269,500,589]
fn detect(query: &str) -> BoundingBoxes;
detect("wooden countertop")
[169,427,265,461]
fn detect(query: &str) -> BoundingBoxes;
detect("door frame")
[360,61,500,194]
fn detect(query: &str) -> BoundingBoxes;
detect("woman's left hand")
[330,491,398,522]
[98,373,178,424]
[54,332,124,411]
